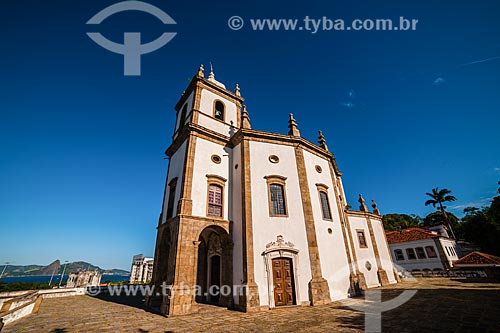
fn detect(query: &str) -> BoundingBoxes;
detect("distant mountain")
[0,260,129,277]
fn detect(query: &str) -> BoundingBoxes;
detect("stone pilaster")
[238,138,260,311]
[365,216,390,286]
[294,146,331,305]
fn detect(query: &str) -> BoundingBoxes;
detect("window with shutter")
[270,184,286,215]
[208,184,223,217]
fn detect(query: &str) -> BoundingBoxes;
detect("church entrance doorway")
[195,226,232,307]
[272,258,296,306]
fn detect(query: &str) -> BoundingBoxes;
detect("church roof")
[386,228,441,244]
[453,251,500,267]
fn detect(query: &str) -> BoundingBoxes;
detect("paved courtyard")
[3,278,500,332]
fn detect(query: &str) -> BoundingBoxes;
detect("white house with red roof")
[453,251,500,279]
[386,226,460,274]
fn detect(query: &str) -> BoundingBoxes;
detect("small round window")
[327,228,333,234]
[269,155,280,164]
[211,155,222,164]
[315,165,322,173]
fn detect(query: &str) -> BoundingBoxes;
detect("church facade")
[147,65,398,316]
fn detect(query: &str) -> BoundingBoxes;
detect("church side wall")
[302,150,351,300]
[162,141,187,223]
[371,218,397,283]
[249,141,312,307]
[347,215,381,288]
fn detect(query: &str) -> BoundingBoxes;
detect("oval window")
[269,155,279,164]
[211,155,222,164]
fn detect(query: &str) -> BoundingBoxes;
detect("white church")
[147,65,398,316]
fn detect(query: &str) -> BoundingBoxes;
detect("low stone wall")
[38,288,85,298]
[0,288,86,328]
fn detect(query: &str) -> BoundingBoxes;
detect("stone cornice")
[346,210,382,221]
[230,128,342,176]
[165,123,231,156]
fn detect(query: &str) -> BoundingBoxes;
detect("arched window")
[265,175,288,217]
[270,184,286,215]
[319,191,332,220]
[208,184,223,217]
[316,184,332,220]
[214,100,225,121]
[166,178,177,219]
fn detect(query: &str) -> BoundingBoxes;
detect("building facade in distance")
[66,271,101,288]
[148,66,398,316]
[129,254,154,284]
[386,225,460,274]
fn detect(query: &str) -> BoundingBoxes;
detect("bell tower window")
[214,100,225,121]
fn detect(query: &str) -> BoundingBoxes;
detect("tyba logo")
[86,1,177,76]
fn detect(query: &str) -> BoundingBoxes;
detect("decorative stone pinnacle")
[197,64,204,77]
[235,83,241,96]
[371,199,381,215]
[318,130,328,151]
[241,105,251,129]
[358,194,368,212]
[208,62,215,80]
[288,113,301,137]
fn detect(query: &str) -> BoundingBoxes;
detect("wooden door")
[272,258,295,306]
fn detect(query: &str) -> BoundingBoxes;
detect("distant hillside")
[0,260,129,277]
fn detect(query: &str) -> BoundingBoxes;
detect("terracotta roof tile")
[385,228,440,244]
[453,251,500,266]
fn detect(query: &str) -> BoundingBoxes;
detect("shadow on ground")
[379,288,500,332]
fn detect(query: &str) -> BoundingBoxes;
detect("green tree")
[460,208,500,256]
[424,187,457,238]
[423,211,459,227]
[382,213,422,231]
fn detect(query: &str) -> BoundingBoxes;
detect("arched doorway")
[195,226,232,307]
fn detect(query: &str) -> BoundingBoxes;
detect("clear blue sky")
[1,0,499,270]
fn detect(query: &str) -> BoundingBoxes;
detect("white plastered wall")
[302,150,351,300]
[347,215,380,288]
[370,218,397,283]
[190,138,232,219]
[249,141,312,306]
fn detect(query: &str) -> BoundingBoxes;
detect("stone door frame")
[262,235,300,309]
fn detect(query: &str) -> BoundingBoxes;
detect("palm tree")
[425,187,457,239]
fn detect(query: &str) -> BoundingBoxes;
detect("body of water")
[0,274,130,284]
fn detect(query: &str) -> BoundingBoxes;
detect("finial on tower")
[371,199,381,215]
[197,64,204,77]
[318,130,329,151]
[241,105,251,129]
[358,194,368,212]
[235,83,241,96]
[288,113,301,137]
[208,62,215,80]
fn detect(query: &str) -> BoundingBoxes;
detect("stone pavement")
[2,278,500,333]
